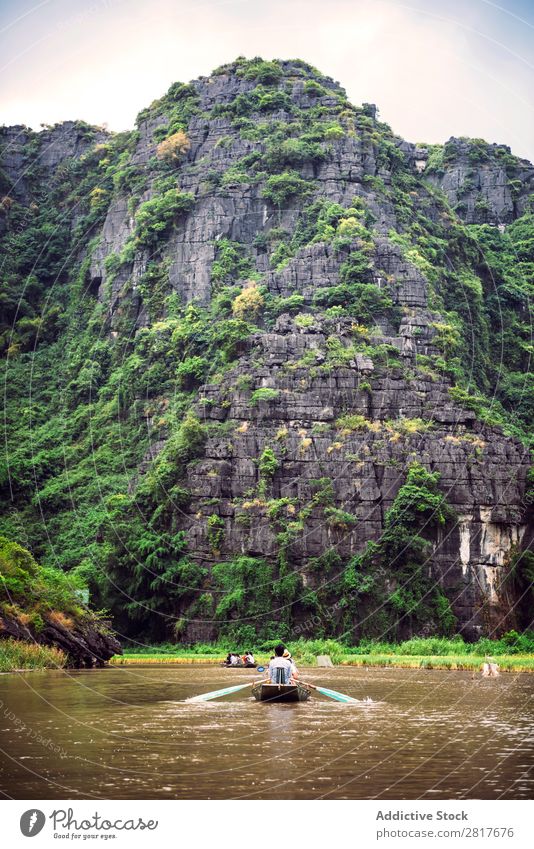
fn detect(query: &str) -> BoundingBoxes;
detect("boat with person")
[221,652,257,668]
[187,644,358,704]
[188,678,357,704]
[251,681,311,702]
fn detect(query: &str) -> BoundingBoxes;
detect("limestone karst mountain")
[1,57,533,644]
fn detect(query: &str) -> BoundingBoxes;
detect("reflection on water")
[0,665,532,799]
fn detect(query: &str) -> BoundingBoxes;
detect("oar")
[187,678,268,703]
[187,682,254,702]
[301,680,359,703]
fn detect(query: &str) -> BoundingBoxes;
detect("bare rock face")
[0,126,31,203]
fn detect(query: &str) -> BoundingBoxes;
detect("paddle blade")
[187,683,251,703]
[315,686,359,704]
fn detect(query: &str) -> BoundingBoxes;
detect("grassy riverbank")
[339,654,534,672]
[0,639,67,672]
[111,653,534,672]
[2,634,532,672]
[110,633,534,672]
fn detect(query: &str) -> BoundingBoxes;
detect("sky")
[1,0,533,160]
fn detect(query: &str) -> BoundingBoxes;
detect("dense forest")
[0,57,533,655]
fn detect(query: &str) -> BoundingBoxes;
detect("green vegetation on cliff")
[0,536,87,630]
[0,537,119,666]
[0,57,532,647]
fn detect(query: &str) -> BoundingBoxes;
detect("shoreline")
[108,653,534,672]
[1,654,532,674]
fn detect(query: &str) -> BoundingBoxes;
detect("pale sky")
[1,0,533,160]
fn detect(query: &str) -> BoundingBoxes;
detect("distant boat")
[252,681,311,702]
[221,661,257,668]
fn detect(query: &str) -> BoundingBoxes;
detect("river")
[0,665,532,799]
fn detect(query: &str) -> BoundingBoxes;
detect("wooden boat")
[220,662,257,668]
[252,681,311,702]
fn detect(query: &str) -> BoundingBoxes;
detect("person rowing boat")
[267,643,297,684]
[251,643,309,701]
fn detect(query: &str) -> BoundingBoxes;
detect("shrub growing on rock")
[250,387,280,406]
[211,238,254,284]
[304,79,330,97]
[156,131,191,163]
[324,124,345,140]
[176,356,209,389]
[232,284,264,320]
[134,189,195,247]
[242,60,283,85]
[262,171,314,207]
[258,446,279,478]
[263,138,326,173]
[207,514,225,553]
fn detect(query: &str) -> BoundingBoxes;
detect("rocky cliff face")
[1,58,532,643]
[421,137,534,225]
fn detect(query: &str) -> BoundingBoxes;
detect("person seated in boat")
[243,651,255,667]
[268,643,293,684]
[283,649,299,680]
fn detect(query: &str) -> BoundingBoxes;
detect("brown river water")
[0,665,532,800]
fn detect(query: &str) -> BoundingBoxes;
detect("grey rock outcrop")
[423,137,534,224]
[0,612,121,667]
